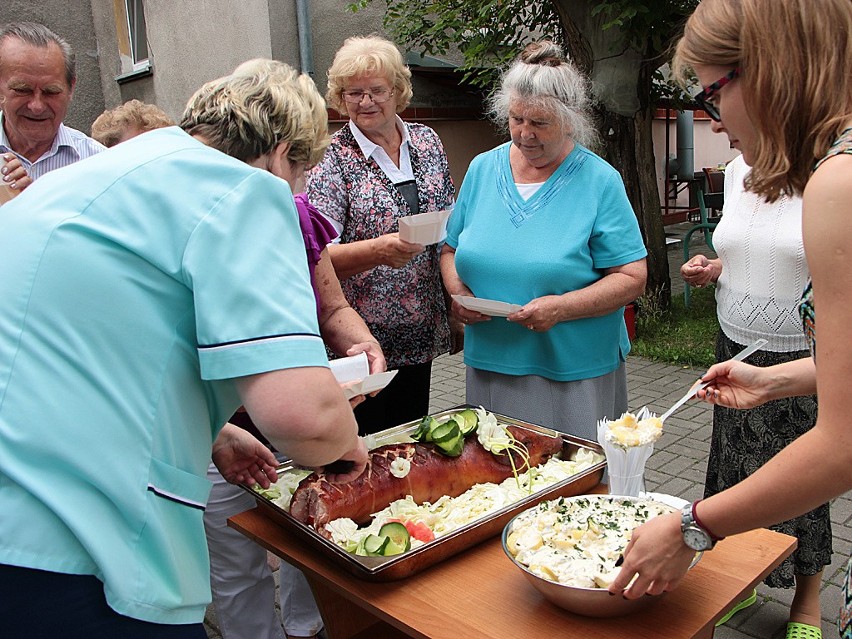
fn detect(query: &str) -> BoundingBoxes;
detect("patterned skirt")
[704,331,831,588]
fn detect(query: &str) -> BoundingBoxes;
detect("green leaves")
[591,0,697,53]
[351,0,563,89]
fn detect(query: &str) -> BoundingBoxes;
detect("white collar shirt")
[348,116,414,183]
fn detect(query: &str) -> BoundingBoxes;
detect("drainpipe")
[296,0,314,78]
[675,110,694,181]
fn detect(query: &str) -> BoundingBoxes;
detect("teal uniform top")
[0,127,328,623]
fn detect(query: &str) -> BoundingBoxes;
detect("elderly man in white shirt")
[0,21,104,194]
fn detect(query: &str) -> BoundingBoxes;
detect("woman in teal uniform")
[0,62,367,637]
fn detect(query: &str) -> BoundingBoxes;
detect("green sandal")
[786,622,822,639]
[715,588,757,626]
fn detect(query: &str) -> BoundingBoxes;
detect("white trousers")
[204,461,323,638]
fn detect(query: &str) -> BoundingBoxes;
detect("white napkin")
[597,407,657,497]
[329,352,370,383]
[329,353,398,400]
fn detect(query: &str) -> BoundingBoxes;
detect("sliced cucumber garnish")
[378,522,411,552]
[363,534,389,556]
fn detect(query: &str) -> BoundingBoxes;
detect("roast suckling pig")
[290,426,563,531]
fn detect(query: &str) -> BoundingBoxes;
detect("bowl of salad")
[501,494,691,617]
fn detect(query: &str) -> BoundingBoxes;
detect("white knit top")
[712,155,809,352]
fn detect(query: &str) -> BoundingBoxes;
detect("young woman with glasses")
[610,2,852,637]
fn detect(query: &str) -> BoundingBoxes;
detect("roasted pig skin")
[289,426,562,531]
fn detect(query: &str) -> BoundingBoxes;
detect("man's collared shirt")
[0,113,105,180]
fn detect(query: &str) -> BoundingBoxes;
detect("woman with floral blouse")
[307,35,455,434]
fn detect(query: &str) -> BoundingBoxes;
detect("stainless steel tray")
[241,406,606,581]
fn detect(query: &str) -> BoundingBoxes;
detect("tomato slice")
[403,520,435,542]
[387,518,435,542]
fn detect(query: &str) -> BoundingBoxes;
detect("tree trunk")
[595,105,671,305]
[555,0,671,309]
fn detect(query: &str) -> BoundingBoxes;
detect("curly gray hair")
[488,40,598,148]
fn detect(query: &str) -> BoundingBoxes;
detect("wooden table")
[230,494,795,639]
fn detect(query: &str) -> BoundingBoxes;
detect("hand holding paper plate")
[398,209,452,245]
[451,294,523,318]
[329,352,398,400]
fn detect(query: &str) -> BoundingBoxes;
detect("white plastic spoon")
[659,338,768,422]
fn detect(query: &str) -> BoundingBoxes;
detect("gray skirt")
[465,365,627,442]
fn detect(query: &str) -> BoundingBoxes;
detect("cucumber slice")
[430,421,461,444]
[363,534,389,556]
[382,538,407,556]
[449,414,474,436]
[438,434,465,457]
[414,416,439,442]
[455,409,479,435]
[378,522,411,552]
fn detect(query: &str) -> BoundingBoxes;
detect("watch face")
[683,526,713,551]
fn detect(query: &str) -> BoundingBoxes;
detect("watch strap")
[691,499,725,542]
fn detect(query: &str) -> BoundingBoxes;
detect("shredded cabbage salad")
[253,468,313,509]
[325,449,603,554]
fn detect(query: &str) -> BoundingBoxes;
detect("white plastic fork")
[658,338,768,422]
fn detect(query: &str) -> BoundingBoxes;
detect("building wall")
[309,1,390,93]
[430,120,506,189]
[652,111,740,216]
[132,0,275,120]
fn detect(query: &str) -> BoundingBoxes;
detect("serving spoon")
[658,338,768,423]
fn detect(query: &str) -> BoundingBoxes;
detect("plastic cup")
[608,473,645,497]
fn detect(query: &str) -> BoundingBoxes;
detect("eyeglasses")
[342,88,394,104]
[694,67,740,122]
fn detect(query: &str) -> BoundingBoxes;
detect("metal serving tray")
[240,406,606,582]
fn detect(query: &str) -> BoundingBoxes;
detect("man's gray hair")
[0,22,75,87]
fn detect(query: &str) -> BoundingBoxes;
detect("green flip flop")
[715,588,757,627]
[786,622,822,639]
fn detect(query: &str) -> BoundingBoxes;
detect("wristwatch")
[681,501,721,551]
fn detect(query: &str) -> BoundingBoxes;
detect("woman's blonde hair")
[673,0,852,200]
[325,35,413,113]
[180,59,329,166]
[91,100,174,147]
[488,40,598,149]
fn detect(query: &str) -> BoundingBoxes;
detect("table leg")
[306,576,405,639]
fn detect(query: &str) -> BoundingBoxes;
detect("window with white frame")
[125,0,149,69]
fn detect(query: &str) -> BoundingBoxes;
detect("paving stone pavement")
[206,231,850,637]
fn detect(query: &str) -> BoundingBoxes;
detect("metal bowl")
[501,494,690,617]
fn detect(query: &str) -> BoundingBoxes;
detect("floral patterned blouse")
[306,122,454,367]
[798,126,852,639]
